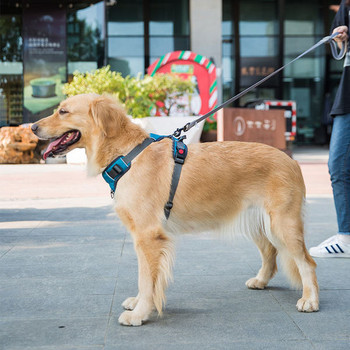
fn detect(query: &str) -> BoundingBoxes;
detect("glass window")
[107,0,144,76]
[108,21,144,36]
[284,0,324,36]
[0,15,22,63]
[240,0,279,57]
[149,36,190,62]
[107,0,144,35]
[240,0,278,35]
[283,0,326,143]
[149,0,189,36]
[240,37,279,57]
[222,0,234,36]
[107,0,189,76]
[223,0,280,103]
[67,1,105,76]
[108,37,144,57]
[0,13,23,126]
[108,36,144,76]
[149,0,190,63]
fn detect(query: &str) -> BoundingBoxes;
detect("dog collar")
[102,133,188,219]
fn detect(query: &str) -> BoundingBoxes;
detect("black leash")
[173,32,347,138]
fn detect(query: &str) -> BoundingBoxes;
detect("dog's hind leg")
[118,227,175,326]
[270,209,319,312]
[246,234,278,290]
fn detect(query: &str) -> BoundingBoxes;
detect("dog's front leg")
[118,229,175,326]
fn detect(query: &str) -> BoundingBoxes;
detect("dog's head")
[31,94,128,160]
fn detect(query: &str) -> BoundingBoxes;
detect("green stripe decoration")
[206,61,212,69]
[178,51,185,59]
[150,55,165,76]
[209,81,217,94]
[194,54,203,63]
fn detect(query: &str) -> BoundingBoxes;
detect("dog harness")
[102,133,188,219]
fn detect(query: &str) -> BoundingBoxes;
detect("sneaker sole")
[309,252,350,258]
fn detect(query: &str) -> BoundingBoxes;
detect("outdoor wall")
[190,0,222,104]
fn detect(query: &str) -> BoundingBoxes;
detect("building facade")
[0,0,344,144]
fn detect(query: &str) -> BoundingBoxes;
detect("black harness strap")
[123,137,155,164]
[164,137,187,219]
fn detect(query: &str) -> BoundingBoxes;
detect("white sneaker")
[309,235,350,258]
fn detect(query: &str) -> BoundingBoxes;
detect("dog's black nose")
[31,123,39,132]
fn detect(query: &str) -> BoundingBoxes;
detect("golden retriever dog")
[31,94,319,326]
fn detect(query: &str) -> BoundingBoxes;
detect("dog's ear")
[89,96,126,138]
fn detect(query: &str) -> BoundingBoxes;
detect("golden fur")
[32,94,319,326]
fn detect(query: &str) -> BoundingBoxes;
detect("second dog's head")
[31,94,129,160]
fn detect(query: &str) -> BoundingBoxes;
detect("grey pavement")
[1,147,350,349]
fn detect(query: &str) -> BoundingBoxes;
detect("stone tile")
[312,340,350,350]
[1,292,113,319]
[9,347,103,350]
[0,318,108,348]
[287,290,350,341]
[105,340,315,350]
[0,276,116,299]
[105,309,304,346]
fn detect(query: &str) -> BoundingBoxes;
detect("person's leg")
[329,113,350,235]
[309,113,350,257]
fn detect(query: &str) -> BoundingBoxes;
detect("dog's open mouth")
[43,130,81,160]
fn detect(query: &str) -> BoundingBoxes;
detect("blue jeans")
[328,113,350,235]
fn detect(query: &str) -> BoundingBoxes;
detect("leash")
[173,32,348,138]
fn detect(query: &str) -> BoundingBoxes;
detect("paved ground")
[1,146,349,350]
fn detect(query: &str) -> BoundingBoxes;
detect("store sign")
[23,7,66,122]
[240,57,279,88]
[147,51,217,121]
[171,64,194,74]
[217,108,286,150]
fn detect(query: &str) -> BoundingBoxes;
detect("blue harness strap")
[102,134,188,219]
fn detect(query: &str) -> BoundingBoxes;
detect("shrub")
[62,66,194,118]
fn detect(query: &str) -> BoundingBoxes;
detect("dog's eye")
[59,108,69,115]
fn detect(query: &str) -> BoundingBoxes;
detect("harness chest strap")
[102,134,188,219]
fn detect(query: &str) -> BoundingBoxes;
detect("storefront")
[222,0,343,144]
[0,0,344,144]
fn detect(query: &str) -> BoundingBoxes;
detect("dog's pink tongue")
[43,134,67,160]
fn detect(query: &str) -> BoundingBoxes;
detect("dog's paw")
[118,310,145,326]
[245,277,266,290]
[122,297,139,311]
[296,298,319,312]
